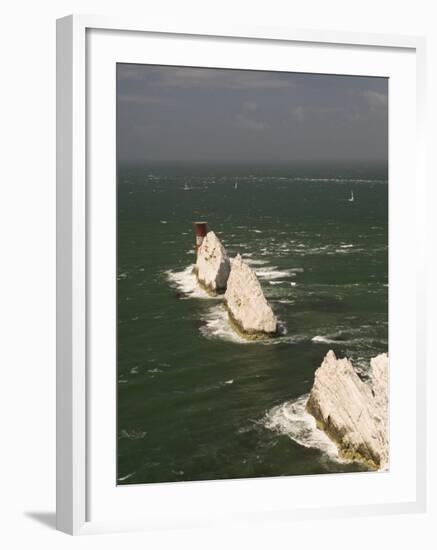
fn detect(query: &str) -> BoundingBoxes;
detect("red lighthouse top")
[193,221,208,236]
[193,221,208,254]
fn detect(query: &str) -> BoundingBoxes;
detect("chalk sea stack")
[306,350,388,470]
[224,254,277,338]
[195,231,231,294]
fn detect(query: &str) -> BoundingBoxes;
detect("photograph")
[116,63,389,485]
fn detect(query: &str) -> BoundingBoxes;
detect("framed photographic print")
[56,15,427,535]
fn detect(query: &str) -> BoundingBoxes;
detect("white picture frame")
[56,14,427,535]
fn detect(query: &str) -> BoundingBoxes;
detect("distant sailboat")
[348,190,354,202]
[234,181,238,190]
[184,183,189,191]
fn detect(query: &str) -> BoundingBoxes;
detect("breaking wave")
[165,265,218,300]
[264,395,346,462]
[199,305,250,344]
[199,305,295,345]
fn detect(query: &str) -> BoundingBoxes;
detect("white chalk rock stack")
[368,353,389,467]
[195,231,231,293]
[224,254,277,337]
[306,350,389,470]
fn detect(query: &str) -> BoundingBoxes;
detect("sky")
[117,64,388,164]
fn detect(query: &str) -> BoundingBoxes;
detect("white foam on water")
[311,335,346,344]
[290,243,359,256]
[245,258,269,266]
[296,177,386,184]
[266,333,307,346]
[119,429,147,440]
[312,335,331,343]
[255,266,297,280]
[117,472,136,482]
[311,330,363,345]
[165,265,217,300]
[199,305,294,346]
[199,305,250,344]
[264,395,345,461]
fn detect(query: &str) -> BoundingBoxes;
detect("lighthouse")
[193,221,208,254]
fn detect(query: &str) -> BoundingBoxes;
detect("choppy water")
[117,161,388,484]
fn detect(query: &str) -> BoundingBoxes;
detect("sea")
[116,160,388,485]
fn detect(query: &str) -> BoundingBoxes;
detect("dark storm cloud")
[117,64,388,163]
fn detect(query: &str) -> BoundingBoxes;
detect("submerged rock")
[224,254,277,337]
[195,231,231,293]
[306,350,388,470]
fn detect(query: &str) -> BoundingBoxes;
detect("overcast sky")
[117,64,388,163]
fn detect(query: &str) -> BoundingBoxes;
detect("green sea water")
[116,161,388,485]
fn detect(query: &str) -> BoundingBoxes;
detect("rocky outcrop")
[195,231,230,294]
[306,350,389,470]
[224,254,277,337]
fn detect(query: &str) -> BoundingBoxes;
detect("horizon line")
[117,158,388,164]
